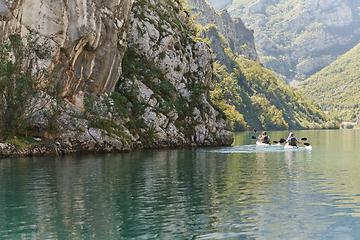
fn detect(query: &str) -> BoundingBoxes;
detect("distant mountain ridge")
[208,0,360,84]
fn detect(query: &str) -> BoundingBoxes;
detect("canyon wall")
[1,0,133,102]
[0,0,234,157]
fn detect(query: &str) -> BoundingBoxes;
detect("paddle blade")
[303,143,311,146]
[273,141,279,144]
[279,138,286,143]
[301,138,307,141]
[252,127,257,133]
[252,136,258,139]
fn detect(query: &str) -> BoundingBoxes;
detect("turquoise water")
[1,129,360,239]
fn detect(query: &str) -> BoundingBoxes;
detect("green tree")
[0,32,62,140]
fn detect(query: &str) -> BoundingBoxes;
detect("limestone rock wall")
[0,0,233,157]
[1,0,133,100]
[118,0,233,148]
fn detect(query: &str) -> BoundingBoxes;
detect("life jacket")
[262,136,269,143]
[289,137,297,146]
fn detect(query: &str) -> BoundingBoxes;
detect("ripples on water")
[210,144,311,154]
[1,130,360,239]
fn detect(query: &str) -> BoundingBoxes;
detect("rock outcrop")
[117,0,233,148]
[1,0,133,102]
[187,0,259,64]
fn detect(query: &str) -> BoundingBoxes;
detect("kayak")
[284,143,299,149]
[256,141,271,146]
[304,145,312,150]
[284,143,312,150]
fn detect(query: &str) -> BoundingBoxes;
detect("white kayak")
[256,141,271,146]
[284,143,299,149]
[284,143,312,150]
[304,145,312,150]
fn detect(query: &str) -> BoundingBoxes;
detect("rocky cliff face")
[0,0,233,157]
[224,0,360,83]
[187,0,258,65]
[1,0,133,102]
[115,0,233,148]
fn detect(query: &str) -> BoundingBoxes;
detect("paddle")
[252,136,258,139]
[279,138,310,145]
[252,127,257,133]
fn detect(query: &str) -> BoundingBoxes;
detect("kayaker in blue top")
[259,131,270,144]
[287,132,301,146]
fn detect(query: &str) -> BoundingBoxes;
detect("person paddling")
[259,131,270,144]
[286,132,301,147]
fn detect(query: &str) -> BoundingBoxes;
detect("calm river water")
[1,129,360,239]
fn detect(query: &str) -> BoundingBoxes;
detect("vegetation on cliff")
[298,43,360,122]
[0,32,63,143]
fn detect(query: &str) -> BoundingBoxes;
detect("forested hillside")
[210,0,360,84]
[187,0,338,131]
[298,43,360,122]
[208,27,337,130]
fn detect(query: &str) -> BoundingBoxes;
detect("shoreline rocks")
[0,128,234,158]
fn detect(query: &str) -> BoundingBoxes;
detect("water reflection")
[0,130,360,239]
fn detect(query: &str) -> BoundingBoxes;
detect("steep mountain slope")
[187,0,337,130]
[211,0,360,84]
[298,43,360,122]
